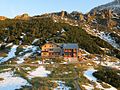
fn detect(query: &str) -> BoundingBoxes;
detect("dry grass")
[0,52,7,57]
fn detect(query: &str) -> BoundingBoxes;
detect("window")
[65,52,69,55]
[49,49,53,51]
[50,45,53,47]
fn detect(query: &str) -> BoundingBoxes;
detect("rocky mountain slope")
[0,0,120,59]
[88,0,120,49]
[90,0,120,14]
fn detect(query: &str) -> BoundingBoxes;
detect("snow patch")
[0,45,18,63]
[17,45,39,64]
[20,36,24,39]
[17,52,32,64]
[0,71,30,90]
[53,81,71,90]
[28,66,51,78]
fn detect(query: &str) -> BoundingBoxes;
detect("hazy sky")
[0,0,113,18]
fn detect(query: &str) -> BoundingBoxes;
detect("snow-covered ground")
[94,60,120,70]
[17,52,32,64]
[89,28,120,50]
[28,66,51,78]
[0,45,18,63]
[0,45,40,64]
[0,57,4,60]
[21,45,38,53]
[98,32,120,49]
[93,56,120,70]
[53,81,71,90]
[83,68,117,90]
[0,71,30,90]
[17,45,40,64]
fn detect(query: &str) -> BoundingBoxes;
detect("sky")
[0,0,113,18]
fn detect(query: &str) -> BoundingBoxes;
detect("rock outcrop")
[14,13,30,20]
[0,16,7,20]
